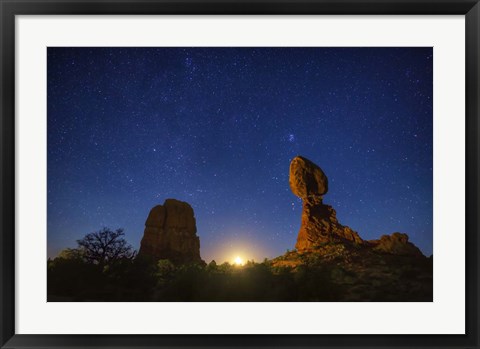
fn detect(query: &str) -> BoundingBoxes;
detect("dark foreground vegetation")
[48,255,344,302]
[48,228,433,302]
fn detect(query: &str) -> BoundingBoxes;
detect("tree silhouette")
[76,227,136,267]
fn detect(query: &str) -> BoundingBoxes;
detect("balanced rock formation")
[289,156,424,258]
[138,199,203,264]
[290,156,363,250]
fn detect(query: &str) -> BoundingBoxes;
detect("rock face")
[369,232,424,257]
[138,199,203,264]
[290,156,363,250]
[289,156,328,201]
[296,201,364,250]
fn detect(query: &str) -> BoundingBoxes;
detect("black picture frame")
[1,0,479,348]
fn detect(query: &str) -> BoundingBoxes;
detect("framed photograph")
[1,0,479,348]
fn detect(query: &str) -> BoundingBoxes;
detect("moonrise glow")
[47,47,433,262]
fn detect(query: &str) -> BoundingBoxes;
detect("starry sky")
[47,47,433,262]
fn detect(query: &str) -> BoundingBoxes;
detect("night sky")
[47,47,433,262]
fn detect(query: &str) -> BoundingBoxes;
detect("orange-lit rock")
[289,156,424,258]
[289,156,328,201]
[290,156,363,250]
[295,199,364,250]
[369,232,424,257]
[138,199,203,264]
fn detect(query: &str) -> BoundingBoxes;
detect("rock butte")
[138,199,203,264]
[289,155,423,257]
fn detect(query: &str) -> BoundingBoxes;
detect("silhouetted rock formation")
[138,199,203,265]
[289,156,363,250]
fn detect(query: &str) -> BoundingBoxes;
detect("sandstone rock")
[289,156,328,201]
[295,200,363,250]
[369,232,424,257]
[138,199,203,264]
[290,156,363,250]
[145,205,166,227]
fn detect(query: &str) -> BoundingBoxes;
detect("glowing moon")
[234,256,244,266]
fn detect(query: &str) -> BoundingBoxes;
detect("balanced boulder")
[289,156,328,202]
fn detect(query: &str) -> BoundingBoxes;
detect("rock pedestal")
[296,200,364,250]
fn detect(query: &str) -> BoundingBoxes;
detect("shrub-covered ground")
[48,242,432,302]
